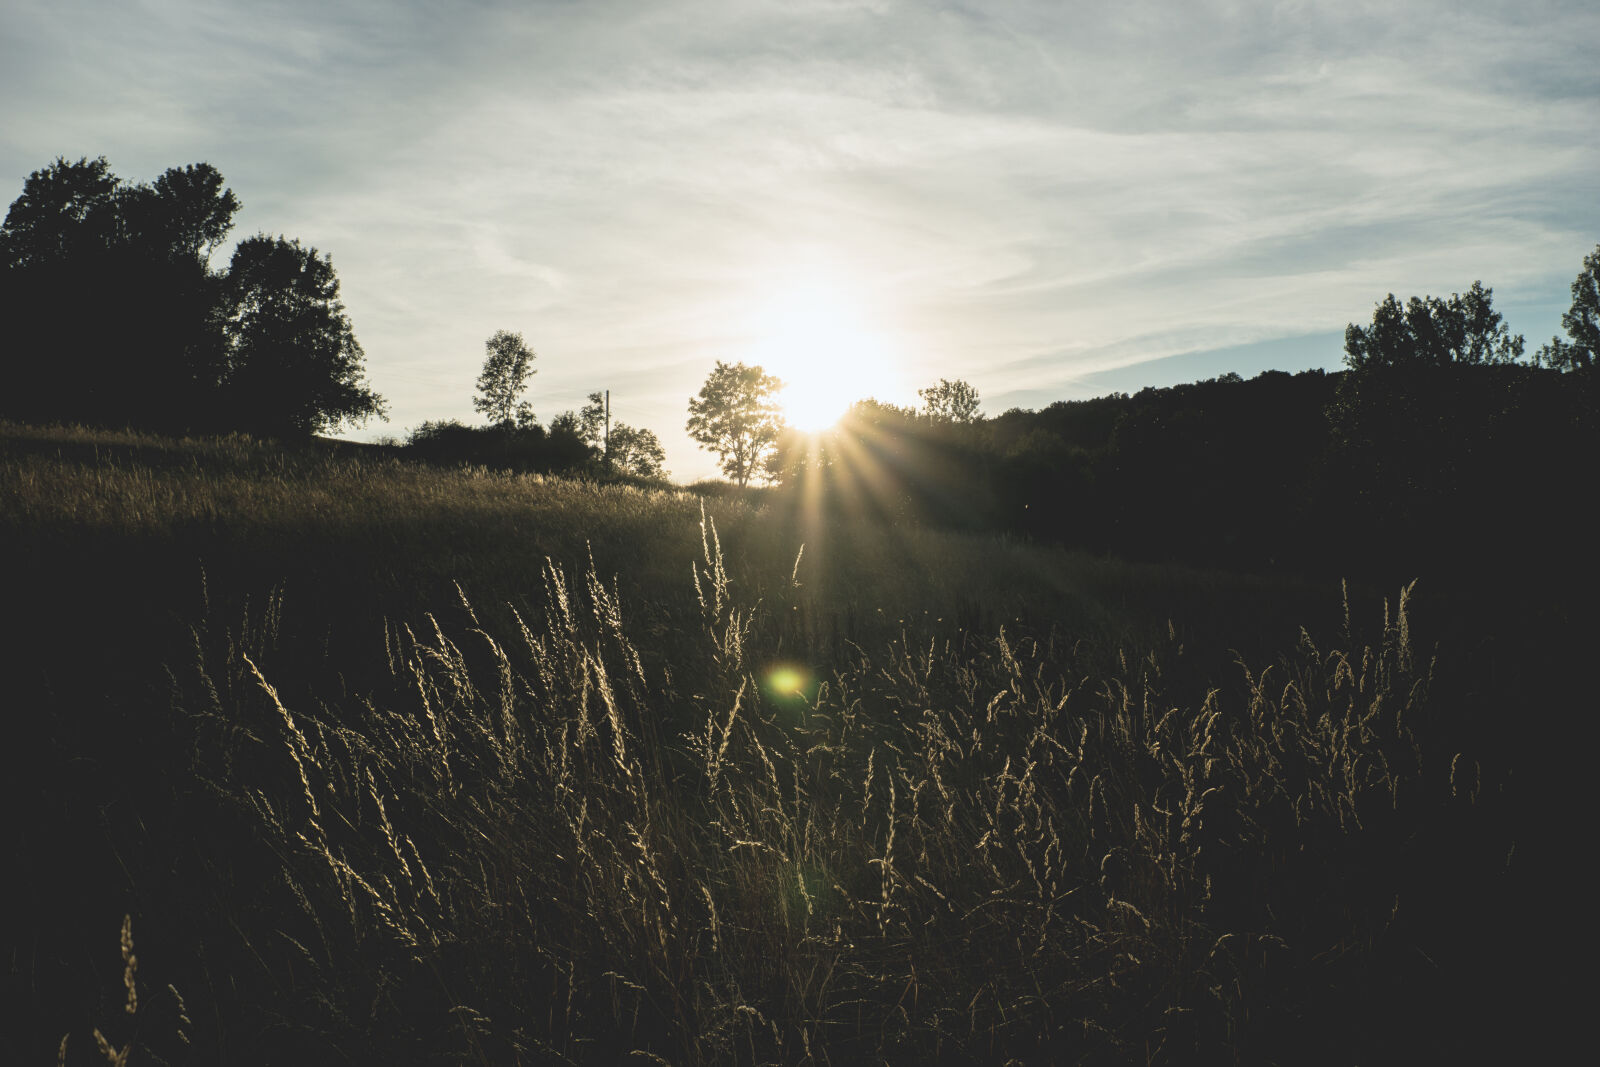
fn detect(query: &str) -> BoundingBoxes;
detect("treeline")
[770,258,1600,580]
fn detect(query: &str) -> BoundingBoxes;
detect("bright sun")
[746,282,904,432]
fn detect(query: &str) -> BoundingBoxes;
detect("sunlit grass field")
[3,421,1537,1064]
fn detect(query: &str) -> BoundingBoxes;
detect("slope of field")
[1,422,1543,1064]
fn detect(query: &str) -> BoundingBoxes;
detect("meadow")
[2,421,1542,1064]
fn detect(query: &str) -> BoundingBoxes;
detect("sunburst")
[745,281,904,432]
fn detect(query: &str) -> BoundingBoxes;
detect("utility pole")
[604,389,611,472]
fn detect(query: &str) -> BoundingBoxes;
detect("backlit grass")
[3,422,1529,1064]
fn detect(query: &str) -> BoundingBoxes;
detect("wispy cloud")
[3,0,1597,475]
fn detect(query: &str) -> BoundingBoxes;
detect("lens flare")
[764,664,811,701]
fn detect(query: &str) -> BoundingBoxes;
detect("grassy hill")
[1,421,1546,1064]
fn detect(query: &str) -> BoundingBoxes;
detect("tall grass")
[4,423,1523,1063]
[122,516,1492,1063]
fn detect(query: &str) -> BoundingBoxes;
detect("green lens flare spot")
[765,664,810,700]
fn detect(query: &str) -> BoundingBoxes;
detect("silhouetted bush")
[404,418,594,474]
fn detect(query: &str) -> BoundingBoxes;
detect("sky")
[4,0,1597,480]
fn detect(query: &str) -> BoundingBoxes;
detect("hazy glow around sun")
[745,280,906,432]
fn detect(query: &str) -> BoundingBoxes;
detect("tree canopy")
[1539,244,1600,372]
[918,378,981,423]
[607,423,667,478]
[0,156,383,437]
[686,361,784,486]
[223,235,386,436]
[1342,281,1525,371]
[0,155,124,268]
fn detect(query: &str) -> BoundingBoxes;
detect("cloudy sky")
[4,0,1597,479]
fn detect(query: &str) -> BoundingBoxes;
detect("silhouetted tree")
[119,164,241,426]
[222,235,386,436]
[572,391,610,466]
[1342,281,1524,371]
[686,361,784,486]
[1,156,385,437]
[548,410,584,438]
[0,156,122,268]
[1332,282,1527,461]
[1538,244,1600,372]
[0,157,238,272]
[565,390,665,477]
[607,423,667,477]
[405,417,597,474]
[128,163,240,264]
[1324,281,1553,571]
[1,157,241,428]
[918,377,981,423]
[472,330,537,428]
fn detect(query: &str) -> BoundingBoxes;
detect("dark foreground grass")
[1,422,1552,1064]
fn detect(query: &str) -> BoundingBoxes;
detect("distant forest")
[768,256,1600,579]
[769,357,1595,580]
[3,156,1597,580]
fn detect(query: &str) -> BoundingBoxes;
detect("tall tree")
[222,235,387,437]
[918,378,982,423]
[0,156,391,437]
[472,329,537,428]
[117,163,241,426]
[1538,244,1600,372]
[135,163,241,264]
[0,156,122,268]
[686,361,784,486]
[0,157,243,428]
